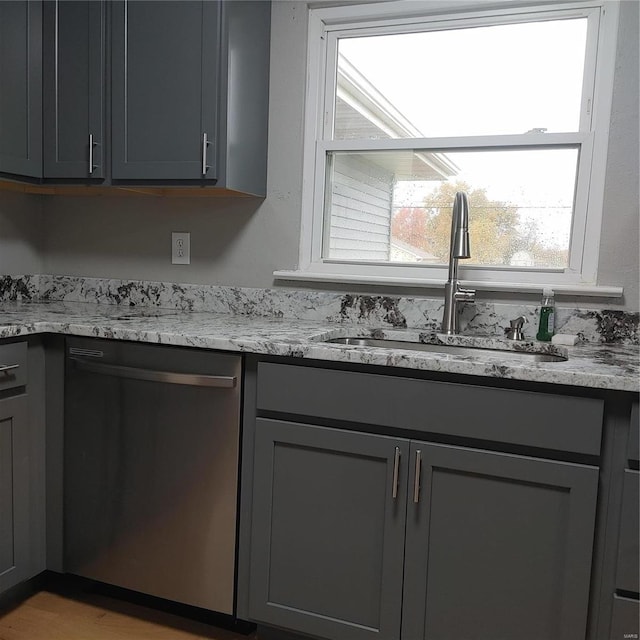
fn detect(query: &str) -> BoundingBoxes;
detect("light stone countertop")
[1,301,638,393]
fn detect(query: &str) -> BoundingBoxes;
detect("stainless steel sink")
[325,337,567,363]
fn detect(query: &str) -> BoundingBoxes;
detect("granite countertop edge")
[1,302,638,393]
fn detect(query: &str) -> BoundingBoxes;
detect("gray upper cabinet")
[402,442,599,640]
[0,1,42,178]
[111,0,219,182]
[110,0,270,193]
[1,0,270,193]
[43,1,105,180]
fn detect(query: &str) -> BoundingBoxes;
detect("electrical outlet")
[171,232,190,265]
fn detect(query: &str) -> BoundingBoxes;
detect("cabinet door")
[616,469,639,594]
[0,395,29,593]
[609,595,640,640]
[111,0,219,180]
[249,418,408,640]
[402,442,599,640]
[43,1,105,179]
[0,1,42,178]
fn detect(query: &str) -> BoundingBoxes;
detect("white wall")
[596,0,639,310]
[28,1,640,309]
[0,191,44,275]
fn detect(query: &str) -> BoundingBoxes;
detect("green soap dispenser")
[536,288,555,341]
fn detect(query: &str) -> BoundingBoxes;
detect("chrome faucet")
[441,191,476,334]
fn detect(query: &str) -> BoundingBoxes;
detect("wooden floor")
[0,590,258,640]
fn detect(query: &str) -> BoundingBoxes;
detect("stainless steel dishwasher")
[64,337,242,614]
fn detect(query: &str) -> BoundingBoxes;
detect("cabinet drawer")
[0,342,27,392]
[256,362,603,455]
[616,469,639,593]
[609,595,639,640]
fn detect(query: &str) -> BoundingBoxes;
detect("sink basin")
[325,337,567,363]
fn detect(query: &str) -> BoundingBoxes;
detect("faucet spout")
[441,191,476,335]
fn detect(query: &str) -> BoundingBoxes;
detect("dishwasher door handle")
[70,357,237,388]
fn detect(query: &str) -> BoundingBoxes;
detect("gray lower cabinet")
[0,1,42,178]
[248,417,599,640]
[608,402,639,640]
[402,442,599,640]
[0,395,30,593]
[0,339,46,598]
[43,0,105,179]
[249,418,408,640]
[616,469,639,595]
[610,595,640,640]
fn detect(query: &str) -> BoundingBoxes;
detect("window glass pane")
[323,148,578,269]
[334,18,588,139]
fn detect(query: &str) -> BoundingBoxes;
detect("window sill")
[273,269,623,298]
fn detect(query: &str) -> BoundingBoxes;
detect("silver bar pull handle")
[392,447,400,500]
[202,132,211,175]
[0,364,19,374]
[413,450,422,504]
[70,357,236,388]
[89,134,98,175]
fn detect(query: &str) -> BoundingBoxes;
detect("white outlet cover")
[171,232,190,265]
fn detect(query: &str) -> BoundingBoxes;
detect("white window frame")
[275,0,622,296]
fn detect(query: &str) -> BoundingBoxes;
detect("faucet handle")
[455,285,476,302]
[504,315,528,340]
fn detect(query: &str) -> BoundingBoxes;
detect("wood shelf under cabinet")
[0,179,258,198]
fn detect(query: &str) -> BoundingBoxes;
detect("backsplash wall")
[3,274,638,345]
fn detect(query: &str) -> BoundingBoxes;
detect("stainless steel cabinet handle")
[202,132,211,175]
[392,446,400,499]
[0,364,19,374]
[413,450,422,504]
[70,357,236,388]
[89,134,98,175]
